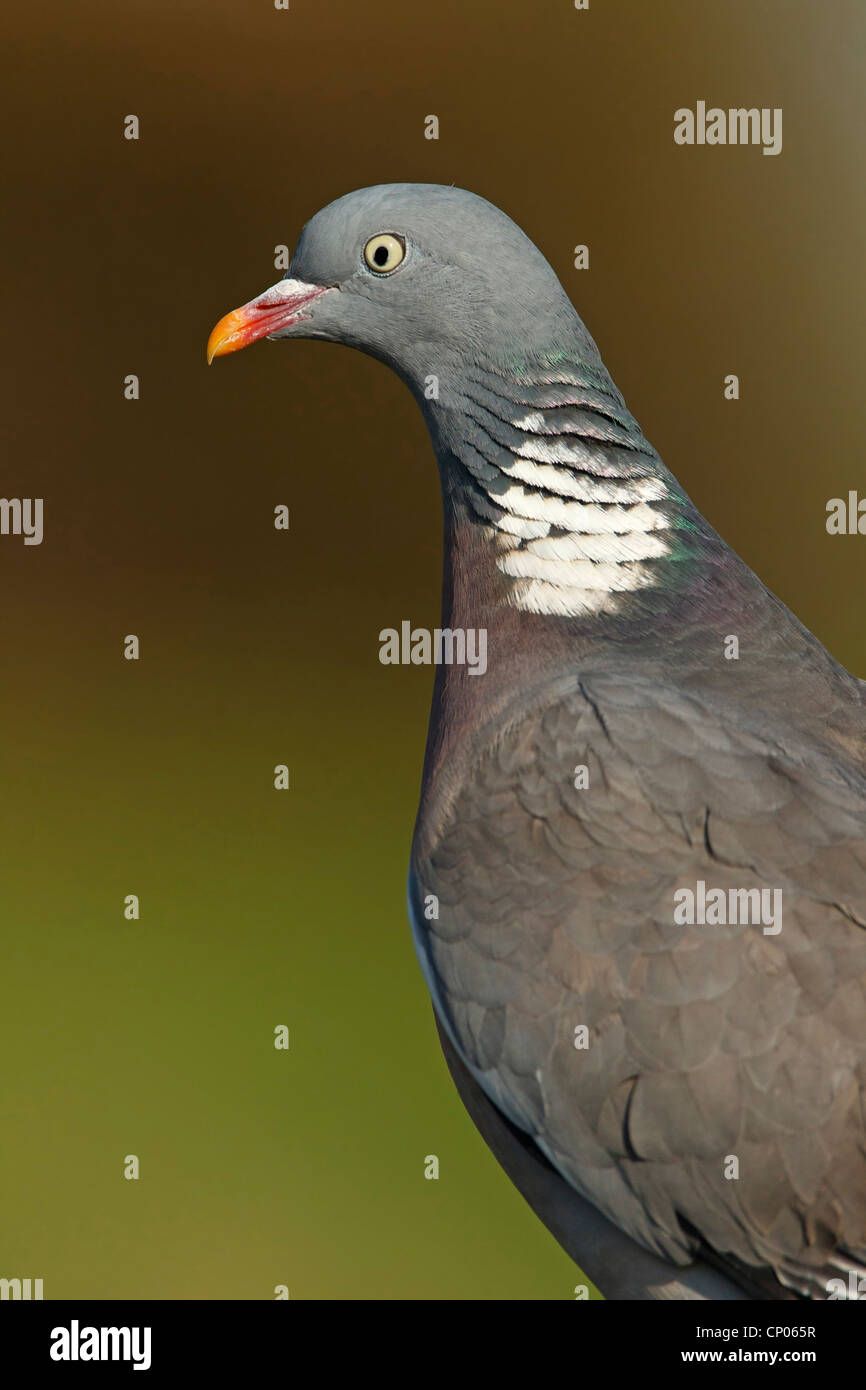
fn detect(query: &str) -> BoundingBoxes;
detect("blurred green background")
[1,0,863,1298]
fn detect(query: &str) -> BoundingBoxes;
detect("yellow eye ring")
[363,233,406,274]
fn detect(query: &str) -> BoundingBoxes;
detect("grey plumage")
[209,184,866,1299]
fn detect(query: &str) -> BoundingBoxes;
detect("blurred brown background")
[1,0,863,1298]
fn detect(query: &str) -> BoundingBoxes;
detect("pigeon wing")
[411,672,866,1298]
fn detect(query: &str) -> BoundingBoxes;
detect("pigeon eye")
[363,233,406,274]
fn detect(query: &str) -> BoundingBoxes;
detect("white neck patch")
[461,446,674,617]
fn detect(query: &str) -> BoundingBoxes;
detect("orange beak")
[206,277,334,364]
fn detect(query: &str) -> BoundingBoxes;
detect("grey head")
[208,182,605,397]
[207,183,735,635]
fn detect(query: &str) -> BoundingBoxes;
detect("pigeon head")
[208,183,719,627]
[207,183,596,393]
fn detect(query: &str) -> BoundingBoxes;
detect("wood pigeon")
[207,184,866,1300]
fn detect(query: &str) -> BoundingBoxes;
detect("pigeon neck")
[428,356,699,625]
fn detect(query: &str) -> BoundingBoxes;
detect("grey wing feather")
[411,673,866,1298]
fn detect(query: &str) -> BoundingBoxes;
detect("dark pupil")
[373,244,390,266]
